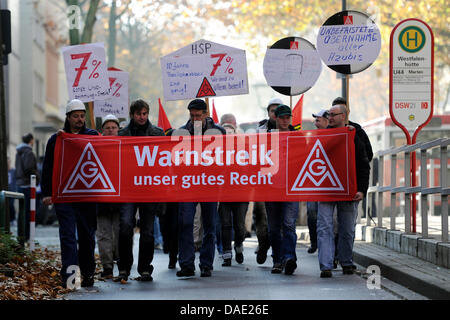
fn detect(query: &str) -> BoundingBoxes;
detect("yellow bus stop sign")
[399,26,426,53]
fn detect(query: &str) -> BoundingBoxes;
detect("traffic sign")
[160,39,248,101]
[316,10,381,74]
[389,19,434,137]
[263,36,322,96]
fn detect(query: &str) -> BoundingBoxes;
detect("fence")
[365,138,449,242]
[0,190,26,246]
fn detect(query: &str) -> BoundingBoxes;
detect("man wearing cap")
[96,114,121,279]
[218,114,249,267]
[174,99,226,278]
[251,98,284,265]
[41,99,99,288]
[317,103,370,278]
[116,99,165,282]
[265,104,299,275]
[305,110,330,255]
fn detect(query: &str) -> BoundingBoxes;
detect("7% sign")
[62,42,110,102]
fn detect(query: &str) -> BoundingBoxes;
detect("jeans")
[265,201,299,264]
[96,203,120,270]
[306,202,318,248]
[219,202,249,259]
[178,202,217,271]
[55,203,97,282]
[317,201,358,271]
[253,202,270,251]
[118,203,157,275]
[159,203,179,261]
[154,216,163,246]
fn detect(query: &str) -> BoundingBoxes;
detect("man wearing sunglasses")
[317,103,370,278]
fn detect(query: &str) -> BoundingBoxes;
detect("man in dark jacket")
[175,99,226,278]
[265,105,299,275]
[15,133,39,241]
[41,99,99,288]
[317,104,370,278]
[116,99,165,282]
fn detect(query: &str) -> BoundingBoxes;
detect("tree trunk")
[107,0,117,67]
[81,0,100,43]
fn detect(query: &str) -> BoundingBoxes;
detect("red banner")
[52,128,356,203]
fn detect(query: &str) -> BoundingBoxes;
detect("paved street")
[59,233,400,300]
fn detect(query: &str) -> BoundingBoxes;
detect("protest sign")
[263,37,322,96]
[94,67,129,118]
[52,128,356,203]
[160,39,248,101]
[61,42,110,102]
[316,10,381,74]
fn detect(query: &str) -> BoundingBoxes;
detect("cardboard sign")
[61,42,110,102]
[51,128,357,203]
[263,37,322,96]
[316,10,381,74]
[160,39,249,101]
[390,19,434,133]
[94,68,129,118]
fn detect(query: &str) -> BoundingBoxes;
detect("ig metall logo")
[366,265,381,290]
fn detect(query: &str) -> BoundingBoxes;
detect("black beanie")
[187,99,207,110]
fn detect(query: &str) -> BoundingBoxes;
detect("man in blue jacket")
[41,99,99,288]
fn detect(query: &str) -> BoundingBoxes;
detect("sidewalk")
[296,226,450,300]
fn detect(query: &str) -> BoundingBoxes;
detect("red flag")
[292,94,303,130]
[158,98,172,134]
[212,100,219,124]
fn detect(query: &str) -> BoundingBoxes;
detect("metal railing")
[365,138,449,242]
[0,190,26,246]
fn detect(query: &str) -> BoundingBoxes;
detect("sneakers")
[256,246,269,264]
[284,258,297,275]
[81,276,94,287]
[320,270,332,278]
[342,266,354,275]
[176,268,195,277]
[200,268,211,277]
[271,263,283,274]
[222,258,232,267]
[100,268,113,279]
[140,271,153,282]
[307,246,317,254]
[235,246,244,264]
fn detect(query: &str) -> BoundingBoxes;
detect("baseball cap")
[187,99,207,110]
[102,114,120,127]
[66,99,86,114]
[267,98,283,109]
[274,104,292,117]
[312,109,329,118]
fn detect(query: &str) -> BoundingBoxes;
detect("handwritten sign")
[316,10,381,74]
[390,19,434,133]
[94,68,129,118]
[61,42,110,102]
[160,39,249,101]
[263,37,322,96]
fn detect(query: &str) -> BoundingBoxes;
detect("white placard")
[160,39,249,101]
[94,69,129,118]
[61,42,110,102]
[316,11,381,74]
[263,48,322,88]
[390,19,433,131]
